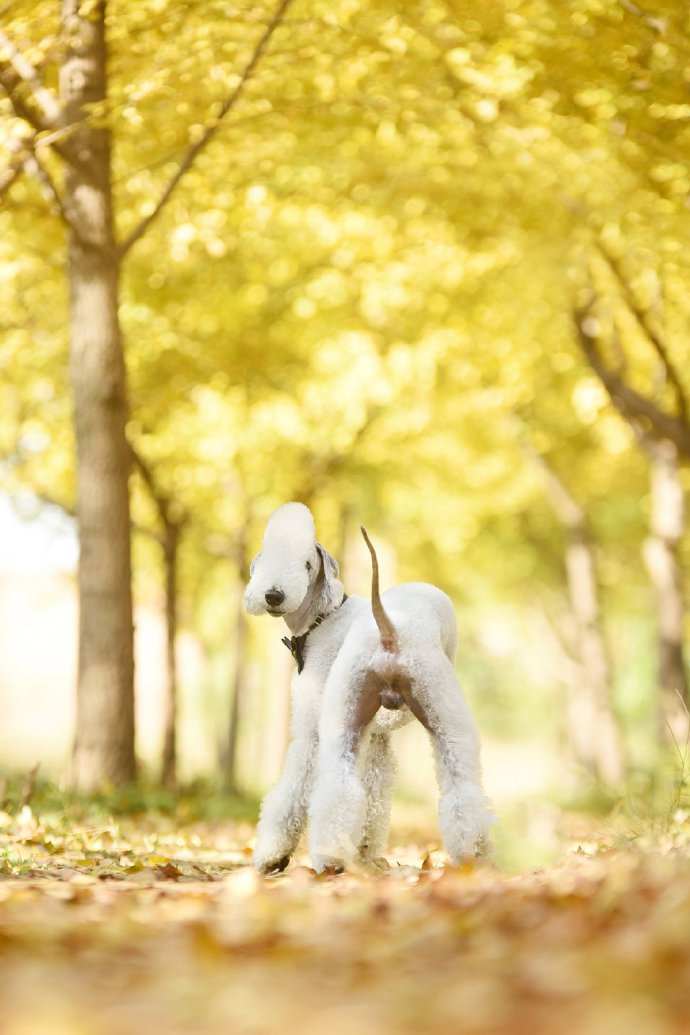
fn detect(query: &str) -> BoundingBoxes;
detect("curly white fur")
[244,502,494,874]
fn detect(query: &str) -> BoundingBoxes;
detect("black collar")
[281,595,348,674]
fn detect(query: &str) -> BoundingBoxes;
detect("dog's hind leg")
[411,655,495,863]
[356,731,395,864]
[308,668,381,873]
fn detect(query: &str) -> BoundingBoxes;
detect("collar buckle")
[280,594,348,673]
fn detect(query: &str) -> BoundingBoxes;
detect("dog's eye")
[305,561,312,572]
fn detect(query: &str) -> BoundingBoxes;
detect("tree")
[1,5,136,786]
[3,0,690,792]
[1,0,294,789]
[131,447,187,788]
[642,439,687,735]
[575,247,689,730]
[521,438,625,786]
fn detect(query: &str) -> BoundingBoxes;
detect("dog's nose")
[265,588,285,607]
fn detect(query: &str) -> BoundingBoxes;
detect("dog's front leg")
[253,685,319,875]
[253,734,316,874]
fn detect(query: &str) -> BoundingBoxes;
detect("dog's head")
[243,502,343,618]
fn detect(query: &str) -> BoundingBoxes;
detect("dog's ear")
[249,552,261,576]
[315,543,344,613]
[316,543,339,579]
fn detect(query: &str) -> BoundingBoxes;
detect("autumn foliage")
[1,795,690,1035]
[2,2,690,1029]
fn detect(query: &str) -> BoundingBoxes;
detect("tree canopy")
[1,0,689,784]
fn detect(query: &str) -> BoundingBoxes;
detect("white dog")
[243,502,493,874]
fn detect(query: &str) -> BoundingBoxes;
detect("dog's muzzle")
[264,587,285,615]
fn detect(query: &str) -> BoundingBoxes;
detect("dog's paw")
[255,853,291,876]
[360,855,390,875]
[311,855,345,876]
[474,833,494,859]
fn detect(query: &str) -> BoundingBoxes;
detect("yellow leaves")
[1,798,690,1033]
[360,272,411,327]
[445,47,533,100]
[649,40,676,73]
[245,184,268,208]
[292,296,317,319]
[575,86,615,113]
[5,0,690,741]
[648,102,690,122]
[571,378,608,425]
[597,413,635,455]
[375,119,398,146]
[250,395,305,448]
[168,221,197,263]
[650,163,690,196]
[240,282,269,307]
[314,73,336,102]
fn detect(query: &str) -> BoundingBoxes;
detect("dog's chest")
[299,601,365,674]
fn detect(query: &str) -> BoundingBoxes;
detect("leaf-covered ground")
[1,800,690,1035]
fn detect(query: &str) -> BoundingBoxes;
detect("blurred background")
[1,0,688,853]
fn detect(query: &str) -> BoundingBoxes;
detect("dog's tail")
[360,526,397,653]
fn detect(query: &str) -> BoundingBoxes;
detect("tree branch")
[20,148,84,236]
[0,139,32,196]
[517,430,584,532]
[574,305,690,458]
[0,158,23,194]
[0,29,61,130]
[0,68,48,130]
[130,442,186,532]
[618,0,669,36]
[597,244,688,423]
[118,0,294,258]
[2,130,85,240]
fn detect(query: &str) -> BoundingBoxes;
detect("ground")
[1,791,689,1035]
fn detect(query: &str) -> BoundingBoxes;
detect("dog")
[243,502,493,873]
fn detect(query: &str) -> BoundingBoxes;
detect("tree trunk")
[224,528,249,792]
[523,440,625,786]
[642,439,688,739]
[61,0,136,790]
[564,530,625,786]
[225,598,248,793]
[160,523,180,788]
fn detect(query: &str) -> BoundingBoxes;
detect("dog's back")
[364,581,457,662]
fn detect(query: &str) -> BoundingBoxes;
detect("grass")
[0,771,260,825]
